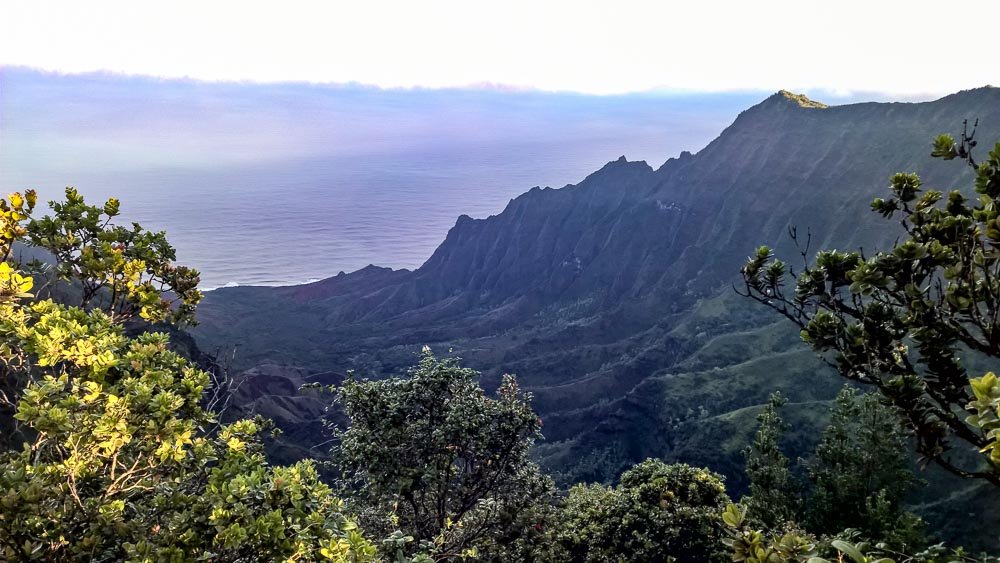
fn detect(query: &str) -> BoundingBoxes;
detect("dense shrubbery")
[547,460,731,562]
[329,349,554,561]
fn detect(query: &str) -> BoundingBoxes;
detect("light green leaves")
[722,503,746,527]
[0,189,36,253]
[26,186,202,325]
[931,134,958,160]
[889,172,922,203]
[1,299,377,560]
[0,261,33,301]
[968,371,1000,464]
[0,187,375,560]
[829,540,895,563]
[102,197,120,217]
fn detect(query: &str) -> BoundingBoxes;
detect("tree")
[805,387,923,548]
[549,460,732,563]
[26,187,202,325]
[331,348,553,561]
[547,482,614,562]
[0,190,376,561]
[742,392,800,531]
[740,127,1000,484]
[2,188,206,434]
[735,387,922,549]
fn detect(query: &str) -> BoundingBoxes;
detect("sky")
[2,0,998,96]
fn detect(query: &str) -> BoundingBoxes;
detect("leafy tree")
[740,127,1000,484]
[331,348,553,561]
[722,504,818,563]
[547,482,614,562]
[742,392,800,531]
[805,386,923,549]
[735,387,922,549]
[550,460,731,563]
[2,188,205,445]
[26,187,202,325]
[0,190,376,561]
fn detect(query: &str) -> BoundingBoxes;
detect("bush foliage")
[0,189,376,562]
[548,460,731,562]
[331,348,553,561]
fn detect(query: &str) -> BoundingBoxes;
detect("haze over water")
[0,68,769,289]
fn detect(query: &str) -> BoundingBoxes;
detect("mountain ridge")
[193,88,1000,546]
[197,84,1000,401]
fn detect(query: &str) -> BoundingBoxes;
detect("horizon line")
[0,64,955,103]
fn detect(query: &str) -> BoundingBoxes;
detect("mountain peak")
[719,89,830,142]
[597,155,649,171]
[938,85,1000,104]
[770,89,828,109]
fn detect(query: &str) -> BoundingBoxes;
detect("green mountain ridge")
[193,87,1000,548]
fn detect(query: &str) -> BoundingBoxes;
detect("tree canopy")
[331,348,553,561]
[548,459,731,563]
[25,187,202,326]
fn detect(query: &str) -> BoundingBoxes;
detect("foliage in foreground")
[547,460,731,563]
[723,503,998,563]
[0,189,376,561]
[331,348,554,561]
[740,127,1000,485]
[23,187,202,326]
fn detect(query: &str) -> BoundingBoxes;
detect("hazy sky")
[2,0,997,96]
